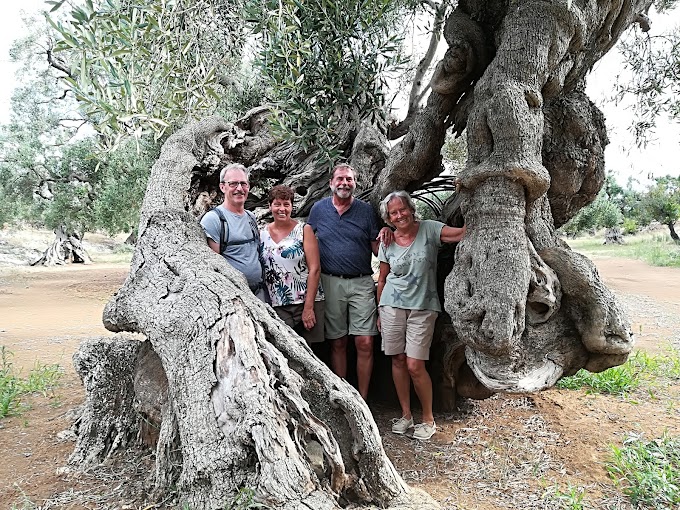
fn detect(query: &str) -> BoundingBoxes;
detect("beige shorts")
[379,305,438,360]
[321,274,378,339]
[274,301,326,344]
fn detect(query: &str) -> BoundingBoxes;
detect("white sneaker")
[391,416,414,434]
[413,422,436,440]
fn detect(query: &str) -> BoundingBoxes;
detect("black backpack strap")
[212,207,229,254]
[246,211,262,256]
[247,212,267,293]
[213,207,260,254]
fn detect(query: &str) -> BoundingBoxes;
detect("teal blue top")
[378,220,444,312]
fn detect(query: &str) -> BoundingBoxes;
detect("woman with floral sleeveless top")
[260,185,325,343]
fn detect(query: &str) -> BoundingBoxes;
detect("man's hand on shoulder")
[377,227,394,247]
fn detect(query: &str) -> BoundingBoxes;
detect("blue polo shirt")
[307,197,379,276]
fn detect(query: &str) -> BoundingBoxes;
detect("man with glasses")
[200,163,267,302]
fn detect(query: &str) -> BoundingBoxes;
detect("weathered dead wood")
[604,228,625,245]
[69,335,142,467]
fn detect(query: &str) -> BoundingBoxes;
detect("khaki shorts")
[274,301,325,344]
[321,274,378,339]
[379,305,438,360]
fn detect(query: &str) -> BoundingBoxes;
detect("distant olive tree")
[641,176,680,241]
[1,2,288,266]
[561,195,623,237]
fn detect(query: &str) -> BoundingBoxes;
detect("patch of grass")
[542,482,590,509]
[606,433,680,509]
[224,488,271,510]
[662,345,680,379]
[557,360,641,396]
[556,366,639,395]
[556,349,680,396]
[0,346,63,418]
[567,231,680,267]
[9,499,36,509]
[9,485,36,510]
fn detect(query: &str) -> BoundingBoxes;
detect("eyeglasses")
[221,181,250,189]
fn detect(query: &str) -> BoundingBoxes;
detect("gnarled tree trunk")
[69,0,654,507]
[442,0,646,390]
[32,226,92,266]
[71,118,437,510]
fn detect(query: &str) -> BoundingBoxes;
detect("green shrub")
[622,217,638,234]
[556,349,680,396]
[556,365,641,395]
[542,483,589,509]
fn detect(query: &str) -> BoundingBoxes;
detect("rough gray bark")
[69,336,141,466]
[76,118,438,510]
[440,0,650,391]
[186,107,388,217]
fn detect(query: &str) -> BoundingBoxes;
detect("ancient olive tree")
[59,0,658,508]
[73,118,439,510]
[2,23,155,265]
[641,176,680,241]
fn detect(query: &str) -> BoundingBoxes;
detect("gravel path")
[612,291,680,351]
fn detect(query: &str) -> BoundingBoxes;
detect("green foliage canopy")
[47,0,248,148]
[246,0,407,162]
[561,182,625,236]
[1,23,157,236]
[640,175,680,238]
[46,0,414,160]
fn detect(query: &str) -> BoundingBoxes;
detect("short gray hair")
[220,163,249,183]
[380,190,418,227]
[330,163,355,179]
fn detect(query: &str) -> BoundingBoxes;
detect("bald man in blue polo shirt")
[308,163,388,399]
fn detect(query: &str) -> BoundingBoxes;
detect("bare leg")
[407,358,434,424]
[330,336,348,379]
[392,354,411,418]
[354,335,374,399]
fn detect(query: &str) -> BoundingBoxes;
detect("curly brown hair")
[268,184,295,204]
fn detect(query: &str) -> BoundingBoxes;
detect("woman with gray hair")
[376,190,466,440]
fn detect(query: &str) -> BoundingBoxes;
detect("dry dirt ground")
[0,229,679,509]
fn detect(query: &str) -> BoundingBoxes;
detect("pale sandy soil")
[0,229,678,509]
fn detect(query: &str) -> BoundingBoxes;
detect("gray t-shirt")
[378,220,444,312]
[200,206,262,288]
